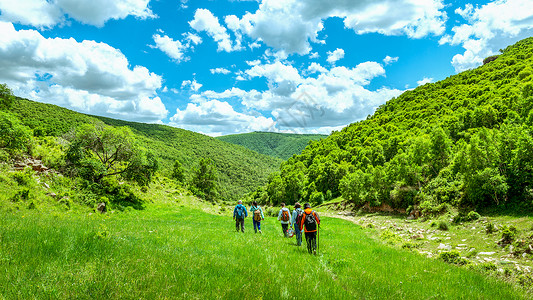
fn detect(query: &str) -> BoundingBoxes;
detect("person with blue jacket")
[291,202,303,246]
[233,200,248,233]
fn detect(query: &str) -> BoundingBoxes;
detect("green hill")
[8,98,282,200]
[216,131,327,160]
[265,37,533,214]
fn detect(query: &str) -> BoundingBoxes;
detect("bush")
[499,225,518,245]
[485,222,498,234]
[438,220,449,231]
[453,211,481,223]
[310,191,324,206]
[438,250,470,265]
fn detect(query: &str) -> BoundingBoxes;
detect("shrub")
[438,220,449,231]
[438,250,470,265]
[499,225,518,245]
[485,222,498,234]
[310,191,324,206]
[453,211,481,223]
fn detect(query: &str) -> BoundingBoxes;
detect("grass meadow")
[0,202,528,299]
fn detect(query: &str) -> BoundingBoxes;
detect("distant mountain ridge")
[217,131,327,160]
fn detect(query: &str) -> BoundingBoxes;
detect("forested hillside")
[6,98,282,202]
[263,37,533,214]
[216,131,326,160]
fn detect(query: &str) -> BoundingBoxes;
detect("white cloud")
[228,0,447,54]
[383,55,399,65]
[181,79,202,92]
[417,77,433,86]
[0,22,166,123]
[189,8,240,52]
[151,31,202,63]
[326,48,345,64]
[440,0,533,72]
[169,100,275,136]
[0,0,155,28]
[183,60,403,134]
[210,67,231,75]
[307,62,327,74]
[246,59,261,66]
[152,33,188,63]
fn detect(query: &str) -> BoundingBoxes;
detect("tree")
[0,112,32,155]
[65,124,157,185]
[191,157,219,201]
[172,159,185,183]
[0,83,14,110]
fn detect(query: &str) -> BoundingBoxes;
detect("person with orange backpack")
[298,203,321,255]
[250,201,264,234]
[277,202,291,237]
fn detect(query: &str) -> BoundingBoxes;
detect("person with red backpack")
[298,203,321,255]
[291,202,303,246]
[277,203,291,237]
[249,201,264,234]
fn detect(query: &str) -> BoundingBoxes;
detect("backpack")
[304,210,317,231]
[235,205,245,219]
[281,209,290,222]
[253,208,262,222]
[295,208,304,226]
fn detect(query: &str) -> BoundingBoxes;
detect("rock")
[46,192,57,198]
[478,252,496,255]
[458,244,468,247]
[43,183,50,189]
[97,202,106,213]
[438,243,451,250]
[411,234,424,240]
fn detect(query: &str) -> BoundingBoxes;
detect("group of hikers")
[232,200,321,255]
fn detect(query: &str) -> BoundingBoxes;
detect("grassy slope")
[217,131,327,160]
[9,98,282,199]
[0,197,527,299]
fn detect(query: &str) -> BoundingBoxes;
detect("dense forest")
[1,94,282,208]
[259,37,533,215]
[216,131,326,160]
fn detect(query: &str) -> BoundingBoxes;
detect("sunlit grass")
[0,203,527,299]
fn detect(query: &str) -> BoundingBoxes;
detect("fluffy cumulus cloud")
[210,67,231,75]
[225,0,447,54]
[417,77,433,86]
[326,48,345,64]
[0,22,167,123]
[151,31,201,63]
[0,0,155,28]
[189,8,240,52]
[440,0,533,72]
[169,100,275,136]
[174,60,403,134]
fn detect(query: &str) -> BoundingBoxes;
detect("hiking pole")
[317,225,320,255]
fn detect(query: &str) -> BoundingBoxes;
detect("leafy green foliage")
[0,112,32,155]
[0,83,14,110]
[216,131,326,160]
[266,37,533,212]
[65,124,157,186]
[171,160,185,183]
[191,157,219,201]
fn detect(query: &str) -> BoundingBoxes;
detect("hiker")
[298,203,321,255]
[291,202,303,246]
[250,201,265,234]
[277,202,291,237]
[233,200,248,233]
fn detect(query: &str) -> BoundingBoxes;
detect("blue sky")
[1,0,532,136]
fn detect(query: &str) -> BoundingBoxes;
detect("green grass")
[0,202,527,299]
